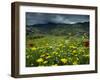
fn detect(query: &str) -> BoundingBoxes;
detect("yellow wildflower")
[31,47,37,51]
[85,55,89,57]
[73,61,77,65]
[61,58,67,64]
[40,54,45,57]
[77,58,79,61]
[36,58,44,63]
[46,53,49,56]
[49,46,53,48]
[72,50,77,54]
[53,52,58,55]
[52,64,58,66]
[56,48,60,51]
[46,56,51,59]
[65,40,69,44]
[43,61,48,64]
[46,43,49,46]
[59,44,63,47]
[70,46,76,49]
[58,54,61,57]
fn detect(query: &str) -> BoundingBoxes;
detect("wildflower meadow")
[26,13,89,67]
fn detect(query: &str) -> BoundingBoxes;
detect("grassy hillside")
[26,22,89,36]
[26,22,89,67]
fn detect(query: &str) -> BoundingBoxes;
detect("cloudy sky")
[26,12,89,25]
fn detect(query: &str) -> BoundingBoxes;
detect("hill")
[26,22,89,36]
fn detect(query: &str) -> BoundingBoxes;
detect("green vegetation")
[26,22,89,67]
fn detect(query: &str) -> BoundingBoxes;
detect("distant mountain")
[26,22,89,36]
[27,22,89,26]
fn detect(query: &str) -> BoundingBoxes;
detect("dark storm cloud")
[26,12,89,25]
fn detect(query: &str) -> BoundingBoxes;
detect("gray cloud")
[26,12,89,25]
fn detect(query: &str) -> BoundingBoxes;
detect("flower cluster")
[26,35,89,67]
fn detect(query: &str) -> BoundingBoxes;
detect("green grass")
[26,34,89,67]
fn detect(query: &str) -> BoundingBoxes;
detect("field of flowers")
[26,33,89,67]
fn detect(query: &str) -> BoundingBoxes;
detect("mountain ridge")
[26,22,89,36]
